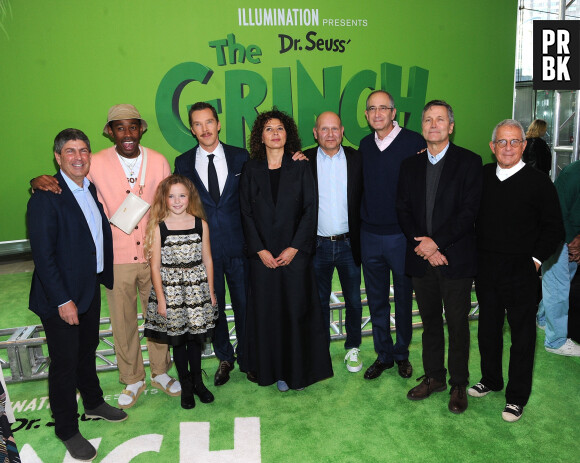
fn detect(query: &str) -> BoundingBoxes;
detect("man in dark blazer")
[174,102,252,386]
[28,129,127,461]
[304,112,364,373]
[396,100,482,414]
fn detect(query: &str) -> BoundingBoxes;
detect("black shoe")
[396,359,413,378]
[84,402,128,422]
[193,371,215,403]
[63,432,97,461]
[363,358,394,380]
[502,403,524,422]
[179,373,195,409]
[214,360,235,386]
[246,371,258,383]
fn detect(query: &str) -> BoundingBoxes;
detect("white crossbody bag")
[109,148,151,235]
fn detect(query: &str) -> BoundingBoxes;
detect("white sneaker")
[545,338,580,357]
[344,348,363,372]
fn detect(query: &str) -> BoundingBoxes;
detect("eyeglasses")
[494,139,524,148]
[366,105,394,113]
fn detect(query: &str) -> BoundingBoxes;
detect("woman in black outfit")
[523,119,552,175]
[240,109,333,392]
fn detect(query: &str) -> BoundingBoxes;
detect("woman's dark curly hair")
[248,108,301,160]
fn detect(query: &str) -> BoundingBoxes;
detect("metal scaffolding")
[0,288,480,384]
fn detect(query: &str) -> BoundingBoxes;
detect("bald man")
[304,112,364,373]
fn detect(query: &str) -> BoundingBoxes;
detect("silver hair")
[491,119,525,142]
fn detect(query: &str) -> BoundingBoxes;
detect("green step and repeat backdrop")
[0,0,517,242]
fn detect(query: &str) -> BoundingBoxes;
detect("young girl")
[143,175,218,409]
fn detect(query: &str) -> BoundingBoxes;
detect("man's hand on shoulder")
[291,151,308,161]
[58,301,79,325]
[31,175,62,194]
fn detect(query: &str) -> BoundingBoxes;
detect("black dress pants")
[42,282,104,441]
[475,252,538,407]
[412,266,473,386]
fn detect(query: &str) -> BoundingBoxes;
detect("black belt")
[318,233,350,241]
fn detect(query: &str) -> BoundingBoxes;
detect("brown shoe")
[448,385,468,414]
[214,360,235,386]
[407,375,446,400]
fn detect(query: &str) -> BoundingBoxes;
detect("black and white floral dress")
[144,218,217,346]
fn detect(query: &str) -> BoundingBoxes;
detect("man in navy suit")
[174,103,252,386]
[396,100,482,414]
[303,112,364,373]
[28,129,127,461]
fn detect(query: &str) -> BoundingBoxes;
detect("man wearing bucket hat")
[31,104,179,409]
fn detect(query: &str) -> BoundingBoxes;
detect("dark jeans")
[42,282,104,441]
[212,255,249,369]
[361,230,413,363]
[475,252,538,407]
[412,266,473,386]
[313,237,362,350]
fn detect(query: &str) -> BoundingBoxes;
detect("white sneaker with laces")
[545,338,580,357]
[344,348,363,372]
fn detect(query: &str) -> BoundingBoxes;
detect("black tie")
[207,154,220,204]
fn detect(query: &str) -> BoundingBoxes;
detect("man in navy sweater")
[359,90,426,381]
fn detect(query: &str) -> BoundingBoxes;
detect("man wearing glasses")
[469,119,564,422]
[359,90,425,381]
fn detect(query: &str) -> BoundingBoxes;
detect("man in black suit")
[174,102,252,386]
[304,112,364,373]
[28,129,127,461]
[396,100,482,414]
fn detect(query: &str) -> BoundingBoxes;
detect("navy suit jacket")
[174,142,250,260]
[28,171,113,320]
[396,143,483,279]
[304,145,363,266]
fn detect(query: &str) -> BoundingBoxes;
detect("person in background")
[536,159,580,356]
[240,109,333,392]
[0,368,20,463]
[523,119,552,175]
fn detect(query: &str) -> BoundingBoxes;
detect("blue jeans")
[313,237,362,349]
[538,243,578,348]
[360,230,413,363]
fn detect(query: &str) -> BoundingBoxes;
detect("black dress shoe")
[407,375,446,400]
[246,371,258,383]
[448,385,468,414]
[396,359,413,378]
[363,358,394,380]
[214,360,235,386]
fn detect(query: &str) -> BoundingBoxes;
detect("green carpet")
[1,272,579,462]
